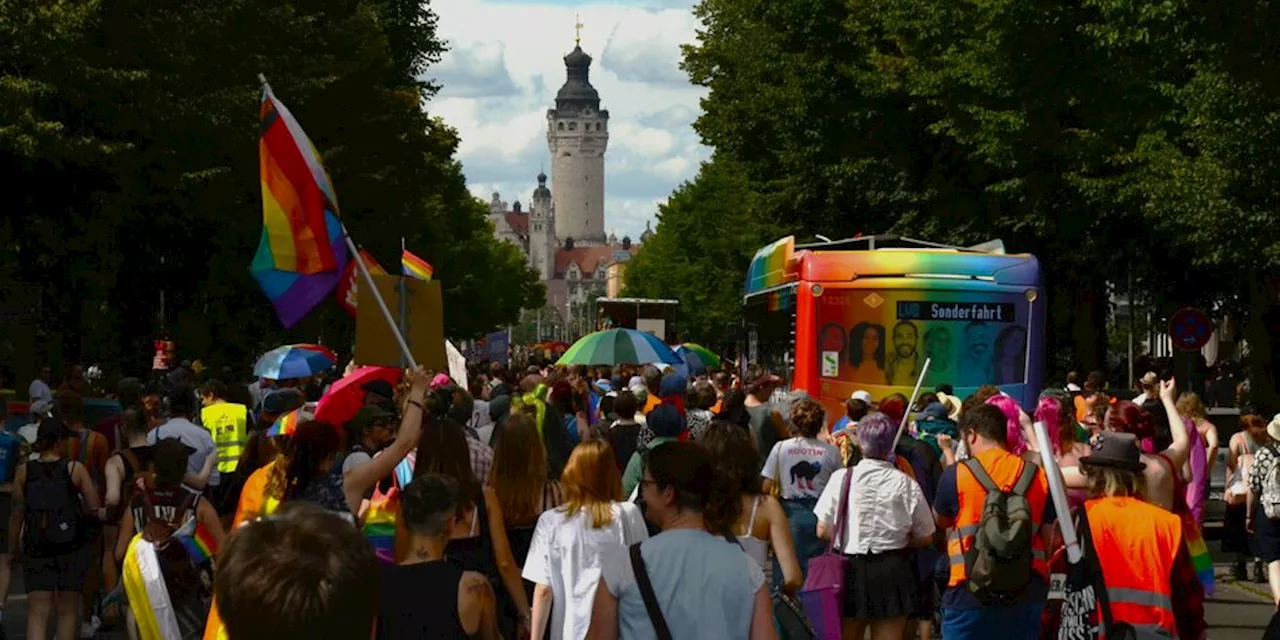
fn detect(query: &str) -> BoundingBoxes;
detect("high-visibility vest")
[946,448,1050,587]
[1086,497,1180,636]
[201,402,248,474]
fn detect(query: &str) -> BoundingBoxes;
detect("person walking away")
[686,381,716,442]
[762,398,840,583]
[198,380,249,501]
[9,418,102,640]
[147,387,219,493]
[52,390,110,638]
[933,404,1056,639]
[744,373,787,456]
[587,441,776,640]
[116,437,227,639]
[1247,413,1280,604]
[1043,432,1206,639]
[488,413,563,604]
[100,408,161,626]
[603,391,641,473]
[1177,392,1219,520]
[380,474,499,639]
[524,440,649,640]
[620,406,684,499]
[214,502,380,639]
[1227,413,1269,582]
[813,412,936,640]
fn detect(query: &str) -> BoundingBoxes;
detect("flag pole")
[890,357,932,453]
[342,227,418,369]
[398,237,409,369]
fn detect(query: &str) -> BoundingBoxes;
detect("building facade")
[486,38,641,333]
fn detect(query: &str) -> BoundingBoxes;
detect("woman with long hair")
[415,416,531,638]
[1033,394,1090,509]
[488,414,563,603]
[523,440,647,640]
[1227,413,1270,582]
[701,423,802,594]
[761,398,840,583]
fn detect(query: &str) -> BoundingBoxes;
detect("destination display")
[896,302,1016,323]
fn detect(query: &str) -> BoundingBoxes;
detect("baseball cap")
[353,405,397,430]
[360,380,395,400]
[850,390,873,404]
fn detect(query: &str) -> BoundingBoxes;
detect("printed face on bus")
[861,326,881,358]
[925,327,952,361]
[964,322,992,358]
[892,322,918,358]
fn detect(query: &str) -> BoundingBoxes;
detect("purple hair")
[856,412,897,460]
[985,394,1026,455]
[1033,396,1062,457]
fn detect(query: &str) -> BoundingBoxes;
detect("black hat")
[361,380,395,401]
[352,404,397,430]
[1080,432,1146,472]
[153,437,197,461]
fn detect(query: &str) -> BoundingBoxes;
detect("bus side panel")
[794,282,818,397]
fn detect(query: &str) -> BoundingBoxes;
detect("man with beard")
[886,321,922,386]
[957,321,994,387]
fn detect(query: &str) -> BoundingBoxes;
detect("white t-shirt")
[522,502,649,640]
[761,437,842,500]
[814,459,935,554]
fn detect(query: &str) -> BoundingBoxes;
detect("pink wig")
[985,394,1026,455]
[1033,396,1063,457]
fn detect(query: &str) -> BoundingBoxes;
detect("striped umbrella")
[253,343,337,380]
[266,407,312,438]
[677,343,721,370]
[556,329,682,366]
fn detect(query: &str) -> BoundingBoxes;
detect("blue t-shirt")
[933,459,1056,610]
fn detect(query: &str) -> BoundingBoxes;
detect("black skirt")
[842,549,918,620]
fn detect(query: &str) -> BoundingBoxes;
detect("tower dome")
[555,45,600,113]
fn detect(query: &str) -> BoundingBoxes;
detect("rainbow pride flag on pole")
[250,77,349,327]
[401,249,433,282]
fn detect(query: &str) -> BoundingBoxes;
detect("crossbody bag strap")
[629,543,674,640]
[1012,461,1040,496]
[962,458,1000,493]
[1073,506,1118,636]
[829,463,856,552]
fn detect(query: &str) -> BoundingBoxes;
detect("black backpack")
[23,460,80,555]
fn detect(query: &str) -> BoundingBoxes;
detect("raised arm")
[1158,379,1192,469]
[342,367,430,506]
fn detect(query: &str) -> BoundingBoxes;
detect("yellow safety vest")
[201,402,248,474]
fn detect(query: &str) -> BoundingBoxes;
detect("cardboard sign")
[355,275,446,371]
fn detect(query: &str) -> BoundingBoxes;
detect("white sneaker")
[79,615,101,638]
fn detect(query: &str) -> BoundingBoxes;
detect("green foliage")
[622,156,782,347]
[0,0,542,378]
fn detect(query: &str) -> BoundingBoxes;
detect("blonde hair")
[559,441,622,528]
[1083,464,1146,500]
[1175,392,1207,421]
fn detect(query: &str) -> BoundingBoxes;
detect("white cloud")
[429,0,710,240]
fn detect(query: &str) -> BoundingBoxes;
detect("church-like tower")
[529,171,555,280]
[547,35,608,246]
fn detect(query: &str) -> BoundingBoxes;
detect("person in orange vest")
[933,403,1055,639]
[1075,431,1206,638]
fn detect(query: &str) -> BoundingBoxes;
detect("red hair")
[1106,400,1156,452]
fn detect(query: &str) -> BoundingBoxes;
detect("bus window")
[744,286,796,385]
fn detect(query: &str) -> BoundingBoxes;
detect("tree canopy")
[0,0,543,378]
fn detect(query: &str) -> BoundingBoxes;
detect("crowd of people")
[0,358,1259,639]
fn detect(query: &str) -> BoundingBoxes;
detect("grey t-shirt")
[342,450,373,475]
[601,528,764,639]
[147,417,219,487]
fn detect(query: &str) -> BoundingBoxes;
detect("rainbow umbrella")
[253,344,337,380]
[267,407,311,438]
[556,329,682,367]
[676,343,721,371]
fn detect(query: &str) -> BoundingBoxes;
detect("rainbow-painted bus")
[742,235,1044,417]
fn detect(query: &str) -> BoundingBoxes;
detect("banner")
[486,331,509,366]
[336,249,388,317]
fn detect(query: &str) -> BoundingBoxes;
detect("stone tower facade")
[528,172,555,280]
[547,42,608,246]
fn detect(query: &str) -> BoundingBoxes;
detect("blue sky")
[428,0,709,241]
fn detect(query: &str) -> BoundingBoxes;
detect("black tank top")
[379,561,466,639]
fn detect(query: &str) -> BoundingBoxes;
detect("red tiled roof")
[554,243,638,279]
[505,212,528,236]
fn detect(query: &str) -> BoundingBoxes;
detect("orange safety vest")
[1085,497,1181,636]
[946,448,1050,587]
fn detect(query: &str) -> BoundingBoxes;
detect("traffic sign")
[1168,307,1213,351]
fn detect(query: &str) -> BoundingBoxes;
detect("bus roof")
[596,297,680,305]
[744,235,1040,296]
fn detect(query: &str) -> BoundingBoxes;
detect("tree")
[0,0,542,380]
[623,156,782,348]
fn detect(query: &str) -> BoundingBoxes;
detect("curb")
[1218,579,1275,603]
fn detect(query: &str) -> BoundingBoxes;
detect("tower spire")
[575,13,583,46]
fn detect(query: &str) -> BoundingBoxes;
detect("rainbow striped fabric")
[266,407,306,438]
[362,457,415,564]
[180,524,218,566]
[401,249,433,281]
[250,80,349,328]
[1183,518,1214,596]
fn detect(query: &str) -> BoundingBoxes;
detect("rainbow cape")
[1184,520,1214,596]
[250,79,349,328]
[401,249,433,281]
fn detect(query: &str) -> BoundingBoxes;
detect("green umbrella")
[678,343,722,369]
[557,329,683,366]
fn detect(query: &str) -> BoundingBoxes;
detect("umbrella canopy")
[678,343,721,369]
[314,366,403,426]
[266,407,312,438]
[557,329,682,366]
[253,344,337,380]
[672,347,707,376]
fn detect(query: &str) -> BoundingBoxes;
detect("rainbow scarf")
[511,384,548,437]
[362,456,415,565]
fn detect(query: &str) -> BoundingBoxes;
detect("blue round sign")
[1168,308,1212,351]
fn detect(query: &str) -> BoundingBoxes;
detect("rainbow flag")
[401,249,433,281]
[180,524,217,566]
[250,79,349,328]
[1184,521,1214,596]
